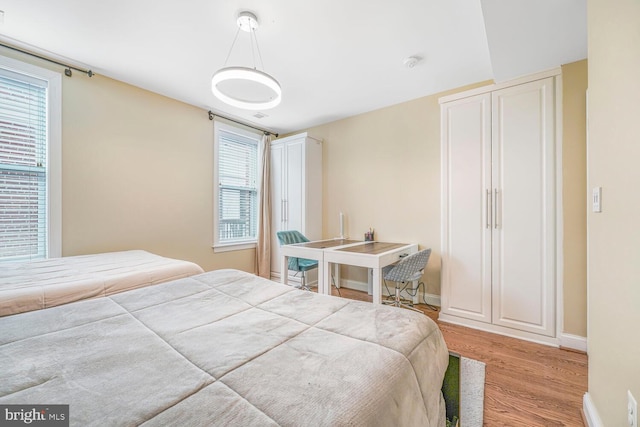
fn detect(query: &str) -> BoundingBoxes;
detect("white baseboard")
[423,293,441,307]
[559,333,587,352]
[339,278,368,293]
[438,313,560,347]
[270,271,318,286]
[583,393,604,427]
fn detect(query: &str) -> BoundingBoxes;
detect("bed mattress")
[0,250,204,316]
[0,269,448,426]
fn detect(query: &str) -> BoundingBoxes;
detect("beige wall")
[298,64,587,336]
[562,60,588,337]
[301,81,488,295]
[0,47,256,273]
[587,0,640,425]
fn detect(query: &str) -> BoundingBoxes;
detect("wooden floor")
[330,287,588,427]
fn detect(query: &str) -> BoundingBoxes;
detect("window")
[0,56,61,262]
[213,121,260,251]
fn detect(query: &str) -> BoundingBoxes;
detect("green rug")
[442,352,485,427]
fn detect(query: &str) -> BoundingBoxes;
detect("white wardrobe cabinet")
[270,132,322,282]
[439,69,560,343]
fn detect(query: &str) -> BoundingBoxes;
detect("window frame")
[212,120,261,253]
[0,55,61,261]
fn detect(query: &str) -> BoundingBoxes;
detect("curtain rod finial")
[208,111,214,121]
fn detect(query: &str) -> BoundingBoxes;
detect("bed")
[0,269,449,426]
[0,250,204,317]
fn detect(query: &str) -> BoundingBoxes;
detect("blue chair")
[382,249,432,312]
[276,230,318,291]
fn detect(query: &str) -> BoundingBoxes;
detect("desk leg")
[323,261,332,296]
[372,268,382,304]
[281,256,289,285]
[317,260,326,295]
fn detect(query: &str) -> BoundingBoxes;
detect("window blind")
[0,70,48,261]
[217,129,258,243]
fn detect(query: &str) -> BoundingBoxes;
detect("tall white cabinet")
[270,132,322,281]
[439,69,561,343]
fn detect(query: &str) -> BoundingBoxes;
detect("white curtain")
[256,133,272,278]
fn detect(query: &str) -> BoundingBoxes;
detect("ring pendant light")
[211,11,282,110]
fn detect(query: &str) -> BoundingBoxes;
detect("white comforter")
[0,250,204,316]
[0,269,448,426]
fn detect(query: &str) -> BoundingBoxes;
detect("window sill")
[213,241,257,253]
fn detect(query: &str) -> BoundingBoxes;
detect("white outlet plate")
[629,390,638,427]
[592,187,602,213]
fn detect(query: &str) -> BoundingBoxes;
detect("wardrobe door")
[491,77,556,336]
[284,137,305,233]
[441,93,493,323]
[269,142,286,277]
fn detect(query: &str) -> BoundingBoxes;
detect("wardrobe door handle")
[486,190,491,229]
[494,189,501,229]
[282,200,285,223]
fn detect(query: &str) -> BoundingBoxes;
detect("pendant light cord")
[251,29,266,71]
[222,26,242,67]
[223,23,267,72]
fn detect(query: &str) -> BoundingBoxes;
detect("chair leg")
[331,274,341,296]
[399,300,423,313]
[395,287,402,304]
[300,271,311,291]
[382,283,422,313]
[383,285,403,307]
[397,284,422,313]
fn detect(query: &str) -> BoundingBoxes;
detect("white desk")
[280,239,359,294]
[322,241,418,304]
[280,240,418,304]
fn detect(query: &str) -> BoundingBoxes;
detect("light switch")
[592,187,602,213]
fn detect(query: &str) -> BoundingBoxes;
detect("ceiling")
[0,0,586,134]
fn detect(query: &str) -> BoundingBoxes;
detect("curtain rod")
[208,111,279,137]
[0,42,93,78]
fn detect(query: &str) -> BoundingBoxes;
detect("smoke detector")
[403,56,420,69]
